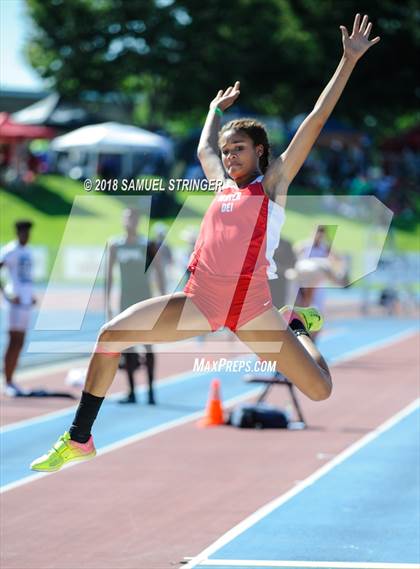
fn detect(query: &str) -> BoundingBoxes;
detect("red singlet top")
[188,176,285,279]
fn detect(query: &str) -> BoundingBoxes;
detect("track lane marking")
[1,328,418,494]
[183,399,420,569]
[0,388,261,494]
[0,367,216,433]
[2,327,417,433]
[196,561,419,568]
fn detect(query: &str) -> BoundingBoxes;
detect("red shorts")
[183,267,273,332]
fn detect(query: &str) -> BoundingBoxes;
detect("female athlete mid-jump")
[31,14,379,472]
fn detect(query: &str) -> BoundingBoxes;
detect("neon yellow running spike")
[279,305,324,333]
[30,431,96,473]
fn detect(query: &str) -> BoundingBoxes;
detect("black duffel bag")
[228,403,289,429]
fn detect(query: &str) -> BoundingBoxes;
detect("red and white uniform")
[184,176,285,331]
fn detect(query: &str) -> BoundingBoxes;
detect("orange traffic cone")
[197,378,225,427]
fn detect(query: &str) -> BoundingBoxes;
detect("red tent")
[0,112,56,142]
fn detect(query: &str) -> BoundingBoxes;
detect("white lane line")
[9,333,229,382]
[183,399,420,569]
[328,328,418,365]
[0,388,261,494]
[8,357,90,382]
[3,327,417,433]
[196,561,420,568]
[1,327,418,492]
[0,367,214,434]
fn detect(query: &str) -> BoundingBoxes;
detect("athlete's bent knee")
[94,326,120,357]
[309,375,332,401]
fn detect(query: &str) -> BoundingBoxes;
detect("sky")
[0,0,45,91]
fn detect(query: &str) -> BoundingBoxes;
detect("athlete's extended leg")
[236,307,332,401]
[30,292,211,471]
[86,291,211,396]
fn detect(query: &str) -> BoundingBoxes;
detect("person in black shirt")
[106,208,166,404]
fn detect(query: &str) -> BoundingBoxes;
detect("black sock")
[69,391,105,443]
[289,318,310,337]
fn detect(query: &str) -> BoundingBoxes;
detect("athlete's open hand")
[210,81,240,112]
[340,14,380,63]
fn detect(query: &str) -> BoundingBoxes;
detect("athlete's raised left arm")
[263,14,380,206]
[197,81,241,183]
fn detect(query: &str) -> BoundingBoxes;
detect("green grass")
[1,176,126,247]
[1,175,418,271]
[173,188,419,252]
[0,176,211,250]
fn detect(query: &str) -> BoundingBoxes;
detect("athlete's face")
[219,130,263,180]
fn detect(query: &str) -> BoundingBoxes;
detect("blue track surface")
[0,304,416,367]
[1,316,419,567]
[1,318,418,489]
[0,307,103,367]
[196,406,420,567]
[1,368,261,487]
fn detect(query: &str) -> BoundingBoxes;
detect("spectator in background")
[0,220,36,396]
[327,139,345,187]
[293,226,349,341]
[349,173,373,195]
[269,238,297,308]
[153,222,175,292]
[153,223,173,267]
[106,208,166,404]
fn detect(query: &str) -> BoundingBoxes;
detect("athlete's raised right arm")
[263,14,380,207]
[197,81,241,182]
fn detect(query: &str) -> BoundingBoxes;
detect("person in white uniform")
[292,226,349,340]
[294,226,332,312]
[0,220,36,396]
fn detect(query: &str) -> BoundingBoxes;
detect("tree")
[25,0,419,135]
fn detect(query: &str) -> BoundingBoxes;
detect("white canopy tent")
[51,122,173,178]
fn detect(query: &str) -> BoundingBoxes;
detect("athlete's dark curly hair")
[218,118,271,174]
